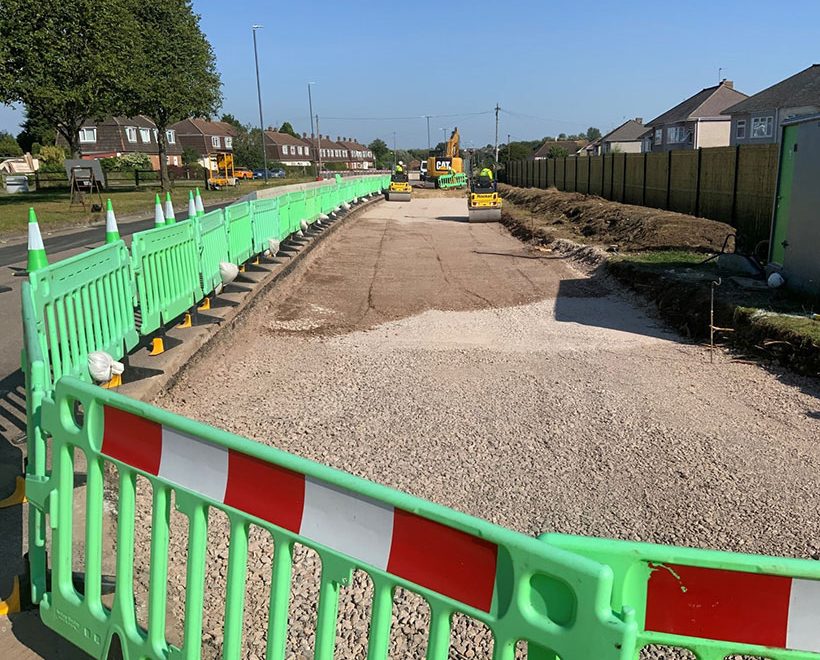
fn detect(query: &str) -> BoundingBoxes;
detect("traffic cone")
[154,194,165,227]
[26,208,48,273]
[105,199,120,243]
[164,192,176,224]
[187,190,197,219]
[195,187,204,216]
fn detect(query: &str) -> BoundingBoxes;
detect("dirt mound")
[499,184,735,252]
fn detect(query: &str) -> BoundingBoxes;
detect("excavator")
[426,128,465,188]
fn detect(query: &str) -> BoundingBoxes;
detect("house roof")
[179,119,237,136]
[647,81,748,126]
[109,115,156,129]
[532,140,587,158]
[601,119,646,143]
[263,130,309,146]
[302,134,345,150]
[337,137,368,151]
[722,65,820,115]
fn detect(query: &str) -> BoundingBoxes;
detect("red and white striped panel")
[645,562,820,653]
[101,406,498,612]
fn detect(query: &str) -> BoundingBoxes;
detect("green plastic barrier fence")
[304,187,319,224]
[319,183,334,216]
[277,194,291,239]
[438,173,468,189]
[194,208,229,297]
[287,191,306,234]
[30,377,635,660]
[25,240,138,390]
[251,196,281,255]
[131,221,202,334]
[543,533,820,659]
[21,279,49,603]
[225,201,254,265]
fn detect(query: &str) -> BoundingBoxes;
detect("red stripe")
[387,509,497,612]
[101,406,162,475]
[645,563,792,647]
[224,450,305,533]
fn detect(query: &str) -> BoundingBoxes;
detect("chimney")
[635,117,643,124]
[310,133,314,139]
[721,79,733,89]
[337,135,341,141]
[302,132,307,138]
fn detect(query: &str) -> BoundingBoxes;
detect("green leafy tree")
[557,133,567,140]
[182,147,201,165]
[279,121,299,138]
[124,0,222,189]
[235,125,265,170]
[36,145,66,171]
[17,108,56,153]
[0,0,133,157]
[548,145,569,158]
[586,127,601,141]
[0,130,22,156]
[220,113,242,130]
[368,138,390,168]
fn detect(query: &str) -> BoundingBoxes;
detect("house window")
[751,116,774,138]
[297,146,303,155]
[304,147,309,156]
[211,136,220,148]
[736,120,746,140]
[126,126,138,143]
[282,145,289,155]
[667,126,688,143]
[79,127,97,143]
[166,130,176,144]
[653,129,662,145]
[224,136,232,149]
[139,128,151,143]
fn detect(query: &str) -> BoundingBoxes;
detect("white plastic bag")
[300,220,308,233]
[767,272,785,288]
[219,261,239,285]
[267,239,280,257]
[88,351,124,383]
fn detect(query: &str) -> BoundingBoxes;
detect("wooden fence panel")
[669,150,698,215]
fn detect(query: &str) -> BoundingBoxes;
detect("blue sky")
[2,0,818,148]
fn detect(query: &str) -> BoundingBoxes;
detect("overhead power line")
[321,110,494,121]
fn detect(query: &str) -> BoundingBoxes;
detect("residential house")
[262,130,312,167]
[722,64,820,145]
[532,140,588,160]
[171,118,237,167]
[336,137,375,169]
[57,116,184,168]
[301,134,348,167]
[598,118,646,154]
[643,80,748,152]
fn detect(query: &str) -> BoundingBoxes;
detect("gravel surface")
[129,195,819,659]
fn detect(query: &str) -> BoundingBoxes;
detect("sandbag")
[219,261,239,285]
[88,351,125,383]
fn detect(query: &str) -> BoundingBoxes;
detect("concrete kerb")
[119,193,384,403]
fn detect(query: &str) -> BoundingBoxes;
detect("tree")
[220,113,242,130]
[124,0,222,189]
[0,131,22,156]
[0,0,134,157]
[182,147,201,165]
[586,127,601,141]
[368,138,389,163]
[557,133,567,140]
[279,121,299,138]
[547,145,569,158]
[16,108,56,153]
[233,125,265,170]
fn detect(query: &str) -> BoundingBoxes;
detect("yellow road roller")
[386,177,412,202]
[467,174,502,222]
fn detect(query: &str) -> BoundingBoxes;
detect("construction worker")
[476,166,495,191]
[395,161,404,174]
[392,161,406,183]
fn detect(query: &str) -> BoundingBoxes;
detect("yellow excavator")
[426,128,464,187]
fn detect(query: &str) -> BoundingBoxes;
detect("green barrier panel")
[225,201,254,265]
[277,194,291,238]
[194,208,229,297]
[26,240,138,389]
[543,534,820,659]
[21,280,49,603]
[31,377,635,660]
[287,191,306,234]
[439,173,468,190]
[304,187,318,224]
[131,221,202,334]
[251,196,281,254]
[319,183,334,215]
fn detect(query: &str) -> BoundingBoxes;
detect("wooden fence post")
[622,153,627,201]
[587,155,592,194]
[730,144,741,225]
[694,147,702,217]
[665,150,673,209]
[642,152,648,205]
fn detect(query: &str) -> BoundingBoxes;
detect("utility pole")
[507,133,511,167]
[425,115,431,151]
[494,103,500,166]
[308,82,316,178]
[392,131,397,168]
[252,25,268,182]
[316,115,322,176]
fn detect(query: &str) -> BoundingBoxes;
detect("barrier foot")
[101,373,122,390]
[0,476,26,508]
[252,256,260,265]
[149,338,165,356]
[177,312,192,329]
[238,264,246,273]
[0,576,21,616]
[197,296,212,311]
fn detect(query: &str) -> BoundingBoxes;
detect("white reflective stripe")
[300,478,394,570]
[164,201,175,218]
[106,210,118,233]
[28,222,44,250]
[155,203,164,222]
[159,428,229,503]
[787,578,820,652]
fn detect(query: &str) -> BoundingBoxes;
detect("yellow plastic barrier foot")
[239,264,246,273]
[252,256,260,265]
[0,476,26,508]
[177,312,192,329]
[101,373,122,390]
[197,296,211,311]
[0,576,21,616]
[149,338,165,356]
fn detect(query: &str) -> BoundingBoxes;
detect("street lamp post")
[252,25,268,182]
[308,82,317,177]
[392,131,397,169]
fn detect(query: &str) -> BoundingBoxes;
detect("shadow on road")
[435,215,468,223]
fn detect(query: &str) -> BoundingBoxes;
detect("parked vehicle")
[253,168,286,179]
[234,167,254,180]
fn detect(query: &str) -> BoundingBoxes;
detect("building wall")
[695,120,731,148]
[730,106,820,146]
[604,140,642,154]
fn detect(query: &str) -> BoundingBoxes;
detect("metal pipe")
[252,25,268,182]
